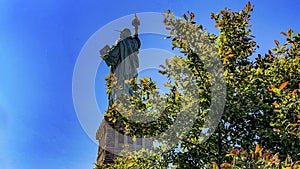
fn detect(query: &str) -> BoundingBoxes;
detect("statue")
[100,14,141,106]
[96,15,152,165]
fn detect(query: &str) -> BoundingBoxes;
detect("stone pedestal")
[96,119,152,164]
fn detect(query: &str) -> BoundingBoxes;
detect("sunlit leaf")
[279,81,288,90]
[165,9,170,17]
[280,31,287,36]
[182,13,188,21]
[272,101,279,107]
[274,40,280,48]
[245,1,251,12]
[189,12,195,20]
[220,162,231,168]
[255,144,263,154]
[288,29,293,37]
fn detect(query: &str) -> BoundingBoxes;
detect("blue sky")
[0,0,299,169]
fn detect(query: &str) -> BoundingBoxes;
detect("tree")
[96,2,300,168]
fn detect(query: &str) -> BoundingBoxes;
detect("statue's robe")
[102,35,141,106]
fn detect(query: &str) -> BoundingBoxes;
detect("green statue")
[100,14,141,106]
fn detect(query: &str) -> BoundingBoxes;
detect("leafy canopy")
[96,2,300,169]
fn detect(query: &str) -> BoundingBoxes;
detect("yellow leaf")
[163,83,169,87]
[175,90,179,97]
[111,103,116,109]
[124,79,131,84]
[288,131,296,135]
[223,57,228,64]
[220,162,231,168]
[271,152,279,162]
[292,89,298,95]
[165,58,170,66]
[166,9,170,15]
[272,101,279,107]
[109,71,114,77]
[189,12,195,20]
[127,162,134,167]
[255,68,263,75]
[225,50,232,55]
[224,70,229,76]
[171,40,177,46]
[269,85,276,92]
[250,150,255,159]
[255,144,263,154]
[279,81,288,90]
[288,29,293,37]
[212,162,218,169]
[248,75,253,80]
[228,54,235,58]
[274,109,281,113]
[280,31,287,36]
[289,124,298,127]
[274,40,280,48]
[182,13,188,21]
[245,1,251,11]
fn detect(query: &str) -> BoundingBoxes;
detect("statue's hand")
[100,45,110,58]
[132,14,140,36]
[132,14,140,28]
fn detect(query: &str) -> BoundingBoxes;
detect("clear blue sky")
[0,0,299,169]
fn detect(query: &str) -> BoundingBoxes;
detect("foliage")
[94,148,168,169]
[212,144,300,169]
[96,2,300,168]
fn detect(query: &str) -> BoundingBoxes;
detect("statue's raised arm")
[132,14,140,36]
[99,14,141,106]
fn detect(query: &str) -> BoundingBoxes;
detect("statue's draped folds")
[102,34,141,106]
